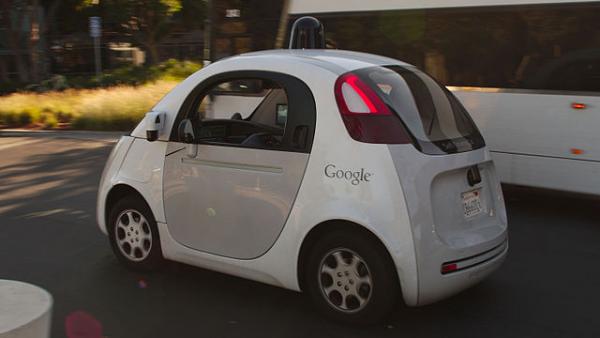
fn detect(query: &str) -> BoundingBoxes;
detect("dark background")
[2,1,600,94]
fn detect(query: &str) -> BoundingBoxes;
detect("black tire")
[107,195,165,271]
[304,230,400,325]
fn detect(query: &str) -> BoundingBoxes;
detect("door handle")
[185,144,198,158]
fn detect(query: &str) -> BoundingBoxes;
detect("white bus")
[288,0,600,195]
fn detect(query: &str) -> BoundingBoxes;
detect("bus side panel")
[453,90,600,162]
[491,151,600,195]
[452,89,600,194]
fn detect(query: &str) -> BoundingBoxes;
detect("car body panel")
[163,142,310,259]
[97,137,168,234]
[96,136,135,234]
[387,145,507,304]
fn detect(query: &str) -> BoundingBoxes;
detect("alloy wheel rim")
[114,209,152,262]
[318,248,373,313]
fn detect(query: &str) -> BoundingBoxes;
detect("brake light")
[334,72,411,144]
[441,263,458,274]
[337,74,388,114]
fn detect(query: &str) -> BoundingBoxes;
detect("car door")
[163,71,316,259]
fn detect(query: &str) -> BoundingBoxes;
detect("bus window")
[304,2,600,93]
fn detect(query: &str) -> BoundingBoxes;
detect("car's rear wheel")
[108,195,164,270]
[305,230,400,324]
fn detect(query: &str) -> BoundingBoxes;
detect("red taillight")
[571,102,586,110]
[336,73,389,115]
[334,72,411,144]
[441,263,458,274]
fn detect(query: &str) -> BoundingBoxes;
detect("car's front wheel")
[305,230,400,324]
[107,195,164,270]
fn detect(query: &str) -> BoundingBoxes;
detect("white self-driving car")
[97,49,508,323]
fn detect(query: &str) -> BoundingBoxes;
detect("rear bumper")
[416,236,508,306]
[386,145,508,306]
[441,239,507,275]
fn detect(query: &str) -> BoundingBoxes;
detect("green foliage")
[0,109,38,127]
[0,81,178,131]
[10,59,202,93]
[23,75,70,93]
[41,113,59,129]
[161,0,183,14]
[82,0,182,15]
[83,0,185,63]
[19,108,41,125]
[150,59,202,81]
[67,59,202,89]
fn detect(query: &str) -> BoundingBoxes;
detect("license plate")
[462,189,483,218]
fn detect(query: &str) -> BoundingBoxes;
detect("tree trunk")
[14,52,29,83]
[0,58,9,83]
[147,43,160,65]
[143,32,160,65]
[43,0,62,77]
[28,0,41,83]
[1,0,29,83]
[45,0,61,37]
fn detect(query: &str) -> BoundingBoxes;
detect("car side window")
[192,78,289,150]
[173,71,316,153]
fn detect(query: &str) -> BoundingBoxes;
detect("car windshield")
[355,65,485,154]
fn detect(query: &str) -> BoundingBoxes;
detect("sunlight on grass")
[0,81,177,131]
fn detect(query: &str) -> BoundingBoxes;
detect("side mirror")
[178,119,200,144]
[145,111,165,142]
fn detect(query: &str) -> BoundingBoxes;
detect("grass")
[0,81,178,131]
[0,59,201,131]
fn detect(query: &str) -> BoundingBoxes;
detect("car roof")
[214,49,414,75]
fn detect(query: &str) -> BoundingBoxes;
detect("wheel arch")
[105,184,155,229]
[296,219,400,293]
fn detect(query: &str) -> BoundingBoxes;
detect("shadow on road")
[0,140,111,221]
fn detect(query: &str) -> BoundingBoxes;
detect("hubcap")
[318,248,372,313]
[114,209,152,262]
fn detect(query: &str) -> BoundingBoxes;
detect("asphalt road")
[0,132,599,338]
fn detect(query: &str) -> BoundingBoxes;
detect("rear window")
[355,66,485,155]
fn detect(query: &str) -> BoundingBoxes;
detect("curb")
[0,280,52,338]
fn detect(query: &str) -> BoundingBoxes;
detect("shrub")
[63,59,202,90]
[2,59,201,95]
[0,81,177,131]
[40,113,59,129]
[18,111,33,125]
[0,82,25,95]
[152,59,202,81]
[0,111,19,126]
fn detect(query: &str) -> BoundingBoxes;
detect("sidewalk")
[0,129,127,143]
